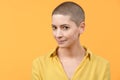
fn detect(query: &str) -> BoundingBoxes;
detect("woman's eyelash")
[62,26,70,29]
[52,26,57,30]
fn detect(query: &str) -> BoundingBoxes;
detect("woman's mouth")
[57,40,66,44]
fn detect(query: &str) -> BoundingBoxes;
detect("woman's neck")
[57,43,85,59]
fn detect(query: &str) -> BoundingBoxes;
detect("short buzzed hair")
[52,1,85,27]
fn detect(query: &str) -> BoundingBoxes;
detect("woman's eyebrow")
[51,24,56,27]
[60,24,70,27]
[51,24,70,27]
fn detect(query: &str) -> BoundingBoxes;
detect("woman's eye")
[62,26,69,30]
[52,26,57,30]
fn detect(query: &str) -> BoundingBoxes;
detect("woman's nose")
[56,29,63,38]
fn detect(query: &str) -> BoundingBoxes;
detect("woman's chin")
[58,44,69,48]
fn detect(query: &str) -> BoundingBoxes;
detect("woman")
[32,1,110,80]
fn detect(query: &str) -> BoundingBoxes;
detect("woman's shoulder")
[32,54,50,65]
[84,46,110,66]
[85,47,109,63]
[32,47,57,65]
[92,53,109,65]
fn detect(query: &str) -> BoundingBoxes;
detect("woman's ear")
[79,21,85,34]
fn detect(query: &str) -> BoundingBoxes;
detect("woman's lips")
[57,40,66,44]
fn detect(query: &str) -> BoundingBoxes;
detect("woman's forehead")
[52,14,74,25]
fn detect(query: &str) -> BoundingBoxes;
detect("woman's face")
[52,14,84,48]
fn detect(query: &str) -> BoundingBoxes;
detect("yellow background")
[0,0,120,80]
